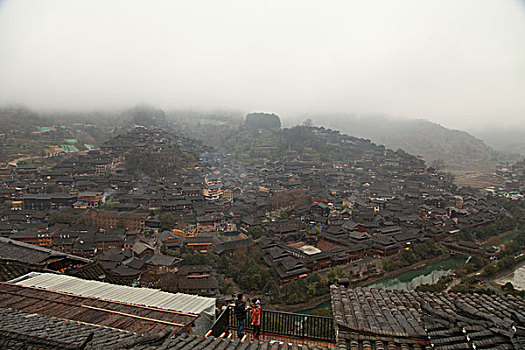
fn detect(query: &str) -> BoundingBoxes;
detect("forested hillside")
[310,114,507,171]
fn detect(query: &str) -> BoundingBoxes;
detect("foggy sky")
[0,0,524,129]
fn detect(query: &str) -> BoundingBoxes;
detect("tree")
[247,226,264,240]
[327,266,346,285]
[157,272,179,292]
[48,212,85,225]
[502,282,515,292]
[382,259,392,272]
[245,112,281,129]
[182,250,213,266]
[102,199,117,209]
[484,263,498,276]
[220,281,234,295]
[165,249,180,257]
[450,284,470,293]
[159,212,175,231]
[122,105,167,127]
[263,280,280,297]
[45,184,59,193]
[125,151,156,178]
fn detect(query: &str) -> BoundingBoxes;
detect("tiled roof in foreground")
[0,307,149,349]
[0,306,331,350]
[331,286,525,350]
[134,335,333,350]
[0,282,198,335]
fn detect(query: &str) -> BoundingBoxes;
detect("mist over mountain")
[470,126,525,157]
[1,1,524,132]
[306,114,511,171]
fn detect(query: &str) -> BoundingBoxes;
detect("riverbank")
[492,260,525,290]
[271,293,332,313]
[272,253,463,312]
[361,253,456,287]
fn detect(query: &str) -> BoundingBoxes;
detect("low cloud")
[0,0,524,129]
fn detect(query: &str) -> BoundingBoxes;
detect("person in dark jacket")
[234,293,247,338]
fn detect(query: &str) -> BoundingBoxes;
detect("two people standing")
[233,293,262,340]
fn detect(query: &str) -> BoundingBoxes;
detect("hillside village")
[1,0,524,347]
[0,110,524,348]
[0,111,523,292]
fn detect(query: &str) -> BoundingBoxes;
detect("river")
[368,254,468,291]
[298,301,332,315]
[299,254,468,314]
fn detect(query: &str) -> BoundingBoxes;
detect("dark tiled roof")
[147,253,179,266]
[132,334,333,350]
[331,287,426,338]
[338,338,428,350]
[0,237,90,265]
[331,286,525,350]
[69,260,139,285]
[0,259,47,282]
[0,283,197,335]
[0,306,149,349]
[178,277,218,291]
[179,265,212,275]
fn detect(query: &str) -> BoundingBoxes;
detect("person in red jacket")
[251,299,262,340]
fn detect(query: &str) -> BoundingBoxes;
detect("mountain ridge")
[305,114,509,171]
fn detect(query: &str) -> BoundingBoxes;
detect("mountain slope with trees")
[309,114,508,171]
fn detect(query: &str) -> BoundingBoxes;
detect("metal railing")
[209,307,335,342]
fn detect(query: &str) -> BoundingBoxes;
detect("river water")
[299,254,468,314]
[298,301,332,315]
[367,254,468,291]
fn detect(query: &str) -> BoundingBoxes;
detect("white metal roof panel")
[13,273,215,315]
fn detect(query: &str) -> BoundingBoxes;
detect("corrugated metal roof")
[14,273,215,315]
